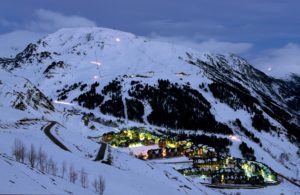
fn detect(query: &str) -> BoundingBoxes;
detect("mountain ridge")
[0,27,299,194]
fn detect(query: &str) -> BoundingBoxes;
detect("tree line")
[129,79,233,134]
[11,139,106,195]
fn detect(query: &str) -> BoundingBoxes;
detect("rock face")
[0,70,54,114]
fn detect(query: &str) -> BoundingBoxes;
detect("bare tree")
[92,177,98,193]
[61,161,67,178]
[80,167,89,188]
[47,157,58,176]
[27,144,37,168]
[45,157,51,174]
[99,176,105,195]
[37,146,47,172]
[12,139,26,163]
[93,175,105,195]
[20,143,26,163]
[12,139,21,162]
[53,161,58,176]
[69,164,78,183]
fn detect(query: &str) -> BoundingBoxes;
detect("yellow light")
[198,148,203,156]
[162,148,167,157]
[221,174,225,183]
[146,134,152,140]
[155,138,160,144]
[139,133,145,141]
[129,143,143,148]
[186,141,192,148]
[127,130,133,139]
[143,154,148,160]
[167,143,177,148]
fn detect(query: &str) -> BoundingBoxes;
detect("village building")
[211,168,249,184]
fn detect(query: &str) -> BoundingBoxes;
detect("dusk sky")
[1,0,300,77]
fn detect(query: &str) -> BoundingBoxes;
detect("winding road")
[277,173,300,188]
[43,121,107,161]
[94,142,107,161]
[43,121,70,152]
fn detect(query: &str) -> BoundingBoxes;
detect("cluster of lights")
[241,163,253,177]
[129,143,143,148]
[102,129,159,148]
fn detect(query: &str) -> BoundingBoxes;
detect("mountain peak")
[1,27,300,194]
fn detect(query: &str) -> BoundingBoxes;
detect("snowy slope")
[0,114,218,195]
[0,70,54,122]
[0,27,300,194]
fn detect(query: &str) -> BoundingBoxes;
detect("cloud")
[150,34,300,78]
[0,30,42,58]
[0,18,18,28]
[150,34,253,54]
[0,9,97,57]
[196,39,253,54]
[27,9,97,32]
[253,43,300,78]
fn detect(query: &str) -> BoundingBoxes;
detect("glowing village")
[101,128,279,188]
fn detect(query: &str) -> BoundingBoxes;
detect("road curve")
[43,121,70,152]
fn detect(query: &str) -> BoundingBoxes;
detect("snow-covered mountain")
[0,27,299,194]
